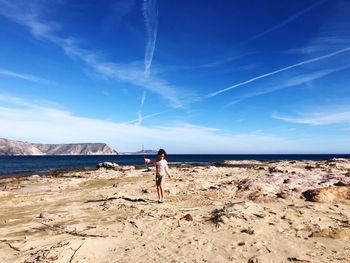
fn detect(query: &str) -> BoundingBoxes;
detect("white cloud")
[284,1,350,56]
[0,93,297,153]
[0,0,188,108]
[0,68,56,85]
[273,110,350,125]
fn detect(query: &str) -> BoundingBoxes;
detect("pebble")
[248,257,258,263]
[39,212,49,219]
[183,214,193,221]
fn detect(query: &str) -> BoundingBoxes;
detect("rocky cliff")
[0,138,118,155]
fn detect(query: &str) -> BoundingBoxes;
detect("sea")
[0,154,350,177]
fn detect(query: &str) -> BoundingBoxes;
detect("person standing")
[144,149,172,203]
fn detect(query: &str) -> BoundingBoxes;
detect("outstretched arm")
[144,158,155,164]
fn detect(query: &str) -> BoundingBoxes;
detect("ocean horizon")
[1,154,350,177]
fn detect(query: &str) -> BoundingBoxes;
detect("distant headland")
[0,138,118,155]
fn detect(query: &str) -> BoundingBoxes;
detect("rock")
[97,162,119,169]
[302,187,350,203]
[305,165,315,170]
[39,212,49,219]
[333,178,350,186]
[241,228,255,235]
[268,165,286,173]
[183,214,193,221]
[276,191,288,199]
[248,257,258,263]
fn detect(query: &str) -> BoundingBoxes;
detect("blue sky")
[0,0,350,153]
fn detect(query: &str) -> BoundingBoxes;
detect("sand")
[0,159,350,263]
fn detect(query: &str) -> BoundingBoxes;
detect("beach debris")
[287,257,311,262]
[237,241,245,246]
[69,241,85,263]
[179,207,200,211]
[141,188,149,193]
[5,242,21,252]
[86,197,118,203]
[129,221,139,228]
[120,197,147,202]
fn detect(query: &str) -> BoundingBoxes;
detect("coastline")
[1,158,350,262]
[2,154,350,178]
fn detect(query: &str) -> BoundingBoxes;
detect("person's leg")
[159,178,164,202]
[156,179,161,201]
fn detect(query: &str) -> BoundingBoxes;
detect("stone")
[39,212,49,219]
[248,257,258,263]
[96,162,119,169]
[183,214,193,221]
[241,228,255,235]
[302,187,350,203]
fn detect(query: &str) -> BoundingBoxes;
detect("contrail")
[137,91,147,125]
[143,0,158,78]
[207,46,350,98]
[136,110,143,125]
[141,90,147,106]
[241,0,327,45]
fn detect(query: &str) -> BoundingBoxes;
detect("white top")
[155,159,170,176]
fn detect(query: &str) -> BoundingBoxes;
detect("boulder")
[302,186,350,203]
[96,162,119,169]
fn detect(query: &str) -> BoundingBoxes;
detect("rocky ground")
[0,158,350,263]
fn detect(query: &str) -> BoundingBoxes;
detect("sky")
[0,0,350,154]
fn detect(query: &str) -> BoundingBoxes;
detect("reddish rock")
[183,214,193,221]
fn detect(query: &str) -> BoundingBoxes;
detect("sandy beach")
[1,158,350,263]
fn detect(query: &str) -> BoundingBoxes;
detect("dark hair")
[158,148,167,157]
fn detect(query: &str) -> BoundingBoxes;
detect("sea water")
[0,154,349,177]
